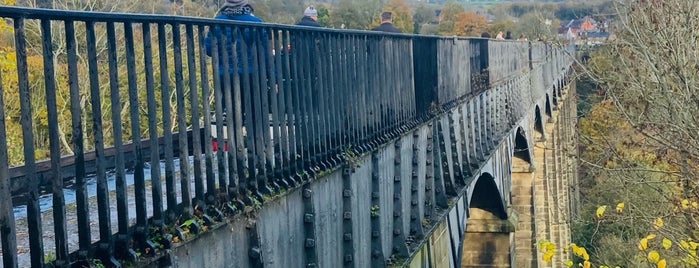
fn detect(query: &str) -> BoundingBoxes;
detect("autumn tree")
[556,0,699,266]
[451,12,486,37]
[435,1,464,35]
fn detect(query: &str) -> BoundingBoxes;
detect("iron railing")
[0,6,573,267]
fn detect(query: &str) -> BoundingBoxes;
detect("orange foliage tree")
[452,11,487,37]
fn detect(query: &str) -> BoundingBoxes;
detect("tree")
[552,0,699,266]
[487,18,515,37]
[435,1,464,35]
[512,12,558,41]
[251,0,304,24]
[413,3,438,34]
[316,4,331,27]
[451,11,487,37]
[328,0,383,30]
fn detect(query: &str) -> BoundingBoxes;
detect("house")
[558,16,610,44]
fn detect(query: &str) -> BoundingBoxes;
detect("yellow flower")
[616,202,624,213]
[653,218,664,229]
[596,205,607,218]
[647,250,660,263]
[662,238,672,249]
[638,238,649,251]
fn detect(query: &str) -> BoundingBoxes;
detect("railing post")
[15,17,45,268]
[0,45,17,268]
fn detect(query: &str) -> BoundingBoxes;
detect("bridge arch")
[461,173,513,267]
[468,173,507,220]
[534,105,544,139]
[514,127,532,164]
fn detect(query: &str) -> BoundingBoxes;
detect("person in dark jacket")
[296,6,322,27]
[371,11,402,33]
[204,0,270,75]
[204,0,272,135]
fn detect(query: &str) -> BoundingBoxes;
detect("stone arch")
[552,86,559,107]
[514,127,531,164]
[534,105,544,138]
[462,173,513,267]
[469,173,507,220]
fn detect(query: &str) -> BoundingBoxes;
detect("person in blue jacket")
[204,0,272,133]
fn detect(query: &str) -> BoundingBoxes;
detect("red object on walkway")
[211,139,228,152]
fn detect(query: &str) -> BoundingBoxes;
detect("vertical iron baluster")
[313,32,328,166]
[291,32,309,172]
[125,22,153,255]
[172,23,193,217]
[273,30,290,185]
[14,18,44,268]
[65,20,91,259]
[331,34,343,159]
[398,39,407,125]
[401,39,411,127]
[290,30,307,176]
[0,44,16,268]
[324,32,334,158]
[249,28,268,198]
[357,36,369,148]
[219,25,239,208]
[86,21,118,265]
[300,32,318,170]
[368,36,377,142]
[198,25,217,211]
[187,24,204,207]
[331,34,344,153]
[106,22,130,258]
[352,35,362,148]
[40,19,69,267]
[253,28,274,194]
[378,37,387,140]
[158,23,178,222]
[227,29,247,208]
[238,27,258,204]
[408,40,417,123]
[282,30,300,183]
[269,29,287,188]
[143,23,165,225]
[259,28,277,192]
[350,35,360,149]
[397,39,404,127]
[382,38,392,136]
[395,38,403,130]
[376,37,384,134]
[297,31,310,167]
[233,27,257,205]
[325,32,337,163]
[211,26,228,201]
